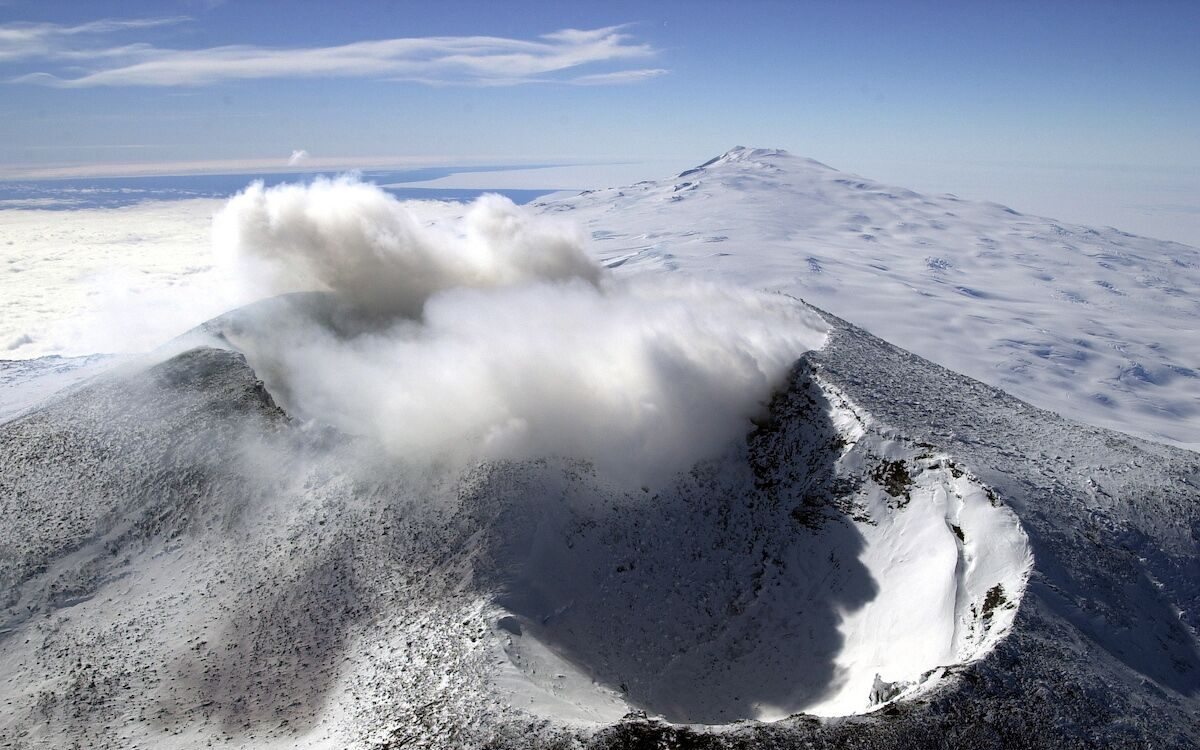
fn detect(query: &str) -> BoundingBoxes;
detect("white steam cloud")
[213,179,826,484]
[214,177,599,318]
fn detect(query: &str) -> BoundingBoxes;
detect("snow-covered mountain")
[0,305,1196,749]
[0,151,1197,749]
[540,147,1200,449]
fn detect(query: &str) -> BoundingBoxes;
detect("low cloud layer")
[0,198,236,360]
[214,179,826,483]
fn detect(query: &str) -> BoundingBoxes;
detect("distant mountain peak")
[720,146,789,160]
[679,147,834,178]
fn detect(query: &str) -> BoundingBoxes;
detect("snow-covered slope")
[540,147,1200,448]
[0,354,118,424]
[0,301,1195,748]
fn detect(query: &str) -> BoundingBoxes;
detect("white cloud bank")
[2,18,665,87]
[212,179,826,484]
[0,198,234,359]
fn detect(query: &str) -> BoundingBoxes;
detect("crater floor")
[484,374,1032,724]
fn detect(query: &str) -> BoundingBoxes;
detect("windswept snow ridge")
[543,147,1200,448]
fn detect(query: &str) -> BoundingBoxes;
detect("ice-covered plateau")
[0,150,1197,749]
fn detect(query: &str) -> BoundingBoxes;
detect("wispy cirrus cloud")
[572,68,669,86]
[0,17,188,62]
[1,18,664,87]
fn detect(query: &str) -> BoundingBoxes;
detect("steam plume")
[213,178,826,484]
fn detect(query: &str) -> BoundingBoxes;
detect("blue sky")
[1,0,1198,242]
[2,0,1198,169]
